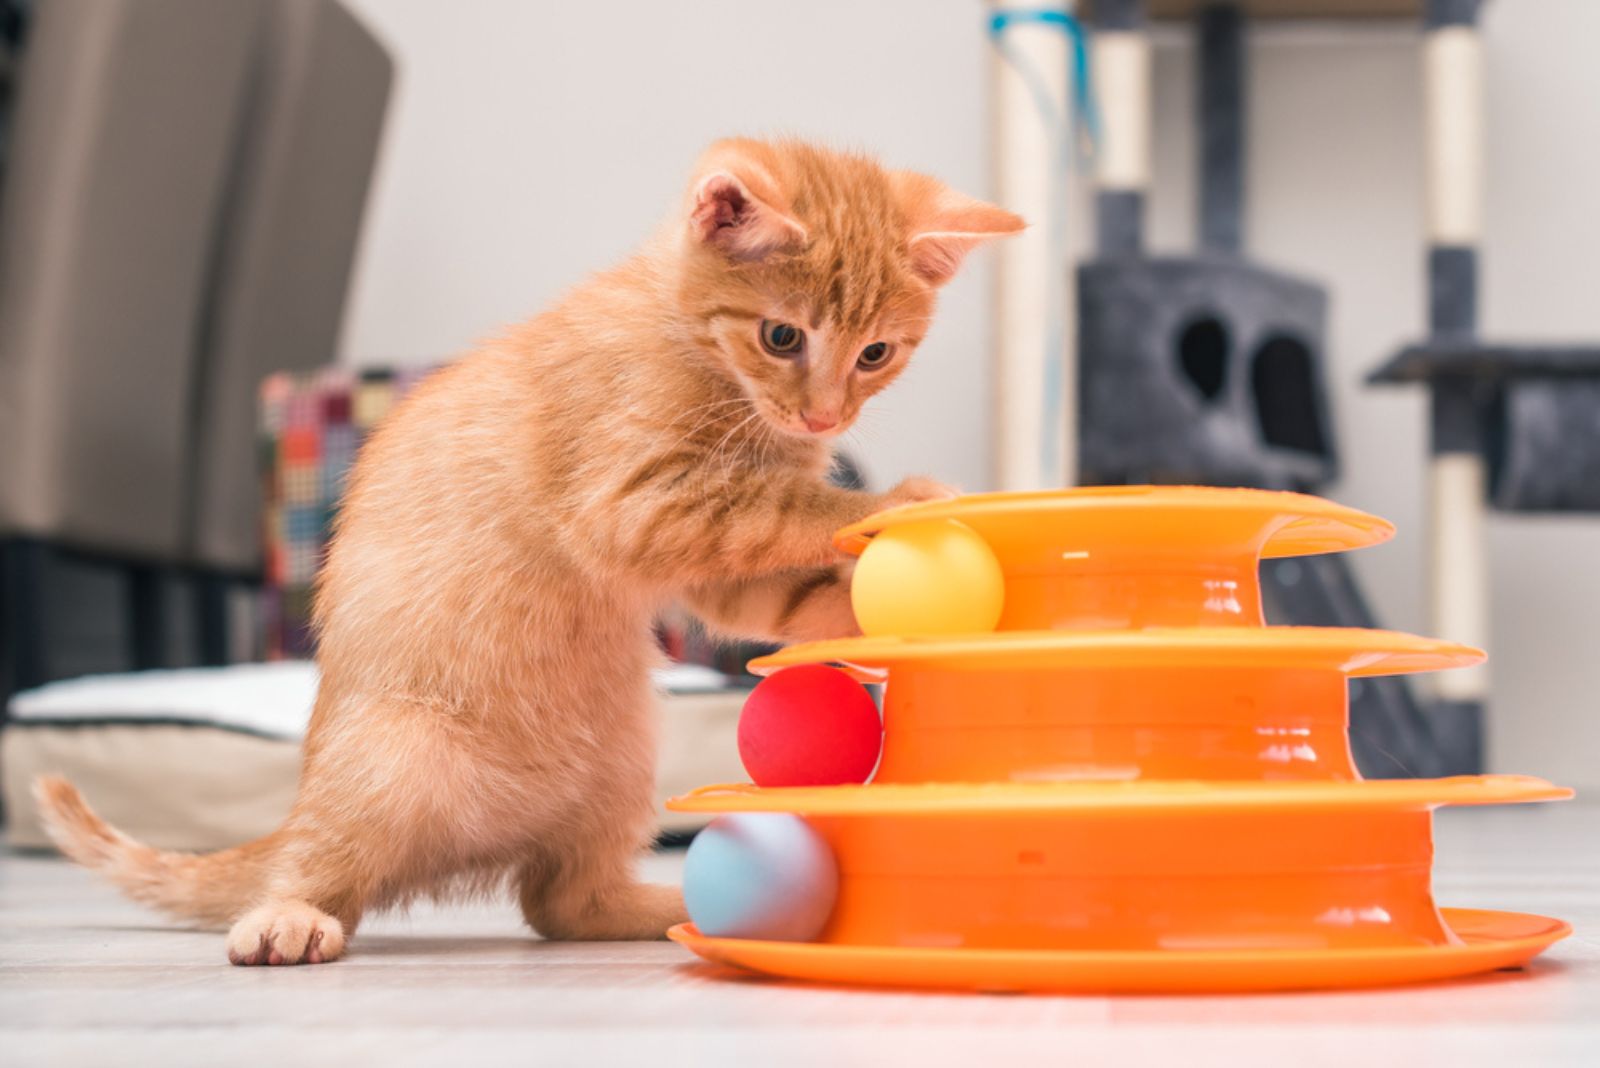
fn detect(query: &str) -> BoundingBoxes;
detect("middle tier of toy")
[755,627,1480,782]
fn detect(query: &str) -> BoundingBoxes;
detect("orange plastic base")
[669,909,1569,994]
[670,487,1573,993]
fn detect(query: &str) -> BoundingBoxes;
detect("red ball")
[738,665,882,787]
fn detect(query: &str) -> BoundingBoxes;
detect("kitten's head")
[677,139,1023,440]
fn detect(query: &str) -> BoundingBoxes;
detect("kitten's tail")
[32,776,280,928]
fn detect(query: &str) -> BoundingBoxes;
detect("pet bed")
[3,661,745,850]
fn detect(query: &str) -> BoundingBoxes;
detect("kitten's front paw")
[779,562,861,642]
[883,476,959,510]
[533,881,687,941]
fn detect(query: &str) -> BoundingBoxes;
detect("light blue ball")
[684,813,838,942]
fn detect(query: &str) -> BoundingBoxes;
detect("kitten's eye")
[760,320,805,357]
[857,342,892,370]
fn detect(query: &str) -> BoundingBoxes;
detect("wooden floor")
[3,803,1596,1067]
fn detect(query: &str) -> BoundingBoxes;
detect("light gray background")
[336,1,1599,790]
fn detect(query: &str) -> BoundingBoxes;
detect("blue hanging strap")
[987,7,1100,164]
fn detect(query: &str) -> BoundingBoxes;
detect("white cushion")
[4,662,746,850]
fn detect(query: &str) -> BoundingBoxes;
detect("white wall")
[336,0,998,493]
[338,1,1599,789]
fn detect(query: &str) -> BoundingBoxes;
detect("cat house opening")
[1251,333,1329,457]
[1176,315,1230,402]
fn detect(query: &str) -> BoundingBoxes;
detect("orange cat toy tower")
[667,487,1571,993]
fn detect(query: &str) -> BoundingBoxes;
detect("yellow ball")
[851,519,1005,637]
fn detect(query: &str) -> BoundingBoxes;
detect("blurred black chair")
[0,0,391,702]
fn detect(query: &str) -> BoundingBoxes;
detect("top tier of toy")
[837,486,1392,631]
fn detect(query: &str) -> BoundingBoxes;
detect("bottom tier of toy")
[667,776,1570,990]
[669,908,1568,994]
[804,806,1464,951]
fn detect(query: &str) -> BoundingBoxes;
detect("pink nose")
[802,411,839,433]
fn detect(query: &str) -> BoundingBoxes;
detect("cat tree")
[1066,0,1600,777]
[1366,0,1600,771]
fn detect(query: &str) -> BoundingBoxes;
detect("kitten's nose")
[801,411,839,433]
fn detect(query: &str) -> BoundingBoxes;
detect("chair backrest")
[0,0,263,559]
[187,0,392,574]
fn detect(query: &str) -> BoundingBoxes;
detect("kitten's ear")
[689,167,808,262]
[895,173,1026,285]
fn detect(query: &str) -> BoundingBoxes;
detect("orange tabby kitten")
[35,138,1022,965]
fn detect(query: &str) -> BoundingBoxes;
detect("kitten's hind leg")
[517,657,687,941]
[226,898,349,965]
[518,844,686,942]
